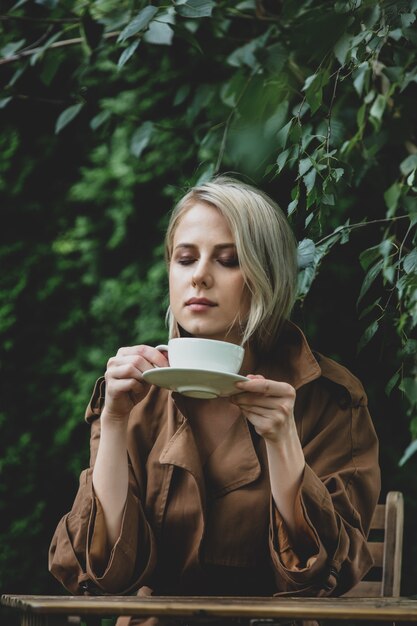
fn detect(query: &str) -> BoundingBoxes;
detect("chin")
[180,324,225,341]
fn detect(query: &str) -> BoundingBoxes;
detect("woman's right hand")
[103,345,169,421]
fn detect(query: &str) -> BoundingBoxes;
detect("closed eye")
[176,257,195,265]
[218,257,239,267]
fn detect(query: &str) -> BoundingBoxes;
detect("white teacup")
[155,337,244,374]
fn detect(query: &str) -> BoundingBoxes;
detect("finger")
[146,346,170,368]
[242,411,272,430]
[115,345,169,368]
[107,362,146,381]
[110,349,169,371]
[232,394,281,410]
[236,378,296,398]
[239,405,276,420]
[109,378,148,394]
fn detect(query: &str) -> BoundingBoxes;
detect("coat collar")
[257,320,321,390]
[157,322,320,496]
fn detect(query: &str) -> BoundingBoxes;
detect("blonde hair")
[165,175,298,352]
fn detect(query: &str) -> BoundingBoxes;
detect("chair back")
[343,491,404,597]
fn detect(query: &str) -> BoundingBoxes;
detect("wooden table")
[2,594,417,626]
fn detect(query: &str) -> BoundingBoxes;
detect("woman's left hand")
[231,374,297,443]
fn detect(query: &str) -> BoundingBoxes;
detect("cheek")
[169,266,185,306]
[228,276,249,302]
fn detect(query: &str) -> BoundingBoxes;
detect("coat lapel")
[205,415,261,497]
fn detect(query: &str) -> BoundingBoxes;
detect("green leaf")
[40,53,62,86]
[287,198,298,216]
[195,163,215,184]
[1,39,26,58]
[357,259,383,304]
[303,168,316,194]
[402,339,417,357]
[403,249,417,274]
[357,320,379,353]
[356,102,366,131]
[385,371,400,396]
[384,182,401,216]
[0,97,12,109]
[297,264,316,299]
[303,71,328,115]
[90,110,111,130]
[400,154,417,176]
[220,70,246,108]
[322,193,335,206]
[359,297,381,320]
[359,244,380,271]
[9,0,29,9]
[379,238,393,259]
[399,378,417,405]
[297,239,315,269]
[144,21,174,45]
[174,84,190,105]
[276,120,292,149]
[333,33,352,65]
[176,0,215,18]
[130,121,154,157]
[400,67,417,92]
[298,157,312,177]
[276,148,290,173]
[117,6,159,43]
[55,103,83,134]
[227,40,258,69]
[264,102,288,137]
[401,13,416,28]
[117,40,140,69]
[302,73,318,92]
[264,42,287,74]
[399,439,417,466]
[353,62,369,96]
[383,66,403,83]
[30,30,61,66]
[369,93,386,122]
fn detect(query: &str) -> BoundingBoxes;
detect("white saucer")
[142,367,249,399]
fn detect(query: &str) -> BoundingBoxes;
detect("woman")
[49,175,380,605]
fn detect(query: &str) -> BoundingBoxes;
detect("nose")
[191,257,213,288]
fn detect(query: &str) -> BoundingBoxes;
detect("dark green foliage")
[0,0,416,603]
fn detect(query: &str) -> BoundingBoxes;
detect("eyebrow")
[174,243,236,251]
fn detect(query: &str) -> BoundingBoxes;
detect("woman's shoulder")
[271,321,368,408]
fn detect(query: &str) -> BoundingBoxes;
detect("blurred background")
[1,0,416,617]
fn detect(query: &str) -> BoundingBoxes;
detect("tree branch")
[0,14,79,24]
[0,31,119,66]
[316,215,411,246]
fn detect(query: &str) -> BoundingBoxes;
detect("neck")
[240,343,257,376]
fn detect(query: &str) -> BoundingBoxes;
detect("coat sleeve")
[48,378,157,595]
[268,370,381,597]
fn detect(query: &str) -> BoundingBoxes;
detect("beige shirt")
[49,323,381,599]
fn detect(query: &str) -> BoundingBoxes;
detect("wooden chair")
[343,491,404,597]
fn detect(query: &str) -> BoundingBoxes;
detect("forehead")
[173,202,234,243]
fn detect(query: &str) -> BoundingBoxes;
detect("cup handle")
[153,344,169,368]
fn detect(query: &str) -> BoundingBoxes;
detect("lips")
[185,297,216,306]
[185,297,217,312]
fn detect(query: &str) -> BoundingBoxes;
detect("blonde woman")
[49,176,380,614]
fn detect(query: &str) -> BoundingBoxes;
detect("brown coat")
[49,323,380,600]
